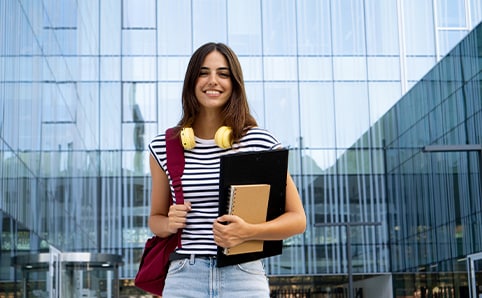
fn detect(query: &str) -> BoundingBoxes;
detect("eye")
[219,72,230,78]
[199,70,209,77]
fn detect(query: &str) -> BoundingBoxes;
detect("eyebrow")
[200,66,230,71]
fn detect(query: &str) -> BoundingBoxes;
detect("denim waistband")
[169,252,216,262]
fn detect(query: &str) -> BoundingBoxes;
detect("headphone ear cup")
[180,127,196,149]
[214,126,233,149]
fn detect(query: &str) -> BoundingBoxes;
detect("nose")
[207,73,218,86]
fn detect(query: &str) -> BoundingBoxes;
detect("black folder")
[217,148,289,267]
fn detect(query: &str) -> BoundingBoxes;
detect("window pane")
[157,83,183,129]
[122,29,156,55]
[122,57,156,81]
[192,0,227,48]
[368,82,401,124]
[100,0,121,55]
[333,57,367,81]
[262,0,297,55]
[298,57,333,81]
[239,57,263,81]
[438,30,469,57]
[43,0,77,28]
[158,57,190,82]
[331,0,366,55]
[263,57,298,81]
[299,82,335,148]
[437,0,467,27]
[123,0,156,28]
[406,56,437,82]
[100,83,121,150]
[228,0,262,55]
[403,0,435,55]
[297,0,332,55]
[334,82,369,148]
[245,82,265,124]
[264,83,299,147]
[158,0,192,55]
[122,83,157,123]
[367,57,400,81]
[365,0,399,55]
[100,57,121,81]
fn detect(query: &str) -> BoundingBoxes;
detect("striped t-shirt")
[148,127,281,255]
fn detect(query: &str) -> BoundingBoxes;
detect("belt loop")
[189,254,195,265]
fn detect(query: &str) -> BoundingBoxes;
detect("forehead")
[201,50,228,67]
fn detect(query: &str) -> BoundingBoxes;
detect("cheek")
[194,81,204,95]
[223,81,233,94]
[194,88,203,100]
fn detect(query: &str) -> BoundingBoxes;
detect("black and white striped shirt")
[148,127,281,255]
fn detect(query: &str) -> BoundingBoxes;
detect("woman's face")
[195,50,233,112]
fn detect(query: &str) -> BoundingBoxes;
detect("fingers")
[213,216,245,248]
[216,214,237,224]
[167,202,191,231]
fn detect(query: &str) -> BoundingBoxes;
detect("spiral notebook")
[223,184,271,255]
[217,148,289,267]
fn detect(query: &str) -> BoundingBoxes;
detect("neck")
[192,112,223,139]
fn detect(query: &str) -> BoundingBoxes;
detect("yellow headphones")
[180,126,233,150]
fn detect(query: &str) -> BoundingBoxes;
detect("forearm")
[247,211,306,241]
[148,214,173,238]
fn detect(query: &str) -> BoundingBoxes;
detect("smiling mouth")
[205,90,221,95]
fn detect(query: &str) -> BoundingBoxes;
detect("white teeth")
[206,90,220,95]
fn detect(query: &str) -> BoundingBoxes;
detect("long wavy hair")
[177,42,257,142]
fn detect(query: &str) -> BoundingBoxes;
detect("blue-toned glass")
[334,82,369,148]
[298,57,333,81]
[100,82,122,150]
[264,82,300,147]
[263,57,298,81]
[43,0,78,28]
[262,0,297,55]
[365,0,399,55]
[122,82,157,123]
[100,1,121,55]
[192,0,227,48]
[122,57,157,81]
[333,57,367,81]
[123,0,156,28]
[438,30,471,57]
[227,0,262,55]
[299,82,335,149]
[244,82,265,124]
[368,82,402,124]
[122,29,157,55]
[296,0,332,55]
[331,0,366,55]
[403,0,435,55]
[437,0,467,27]
[158,0,192,55]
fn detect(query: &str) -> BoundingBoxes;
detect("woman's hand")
[167,202,192,234]
[212,215,251,248]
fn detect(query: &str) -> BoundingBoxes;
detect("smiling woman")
[145,42,306,297]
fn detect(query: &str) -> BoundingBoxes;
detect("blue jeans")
[162,255,270,298]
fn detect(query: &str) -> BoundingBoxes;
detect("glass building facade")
[0,0,481,297]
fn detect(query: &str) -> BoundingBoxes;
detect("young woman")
[148,42,306,297]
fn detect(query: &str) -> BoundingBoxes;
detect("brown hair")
[177,42,257,141]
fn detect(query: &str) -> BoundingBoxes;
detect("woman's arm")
[213,172,306,248]
[148,154,191,238]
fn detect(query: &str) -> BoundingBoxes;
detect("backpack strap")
[165,127,185,205]
[165,127,185,247]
